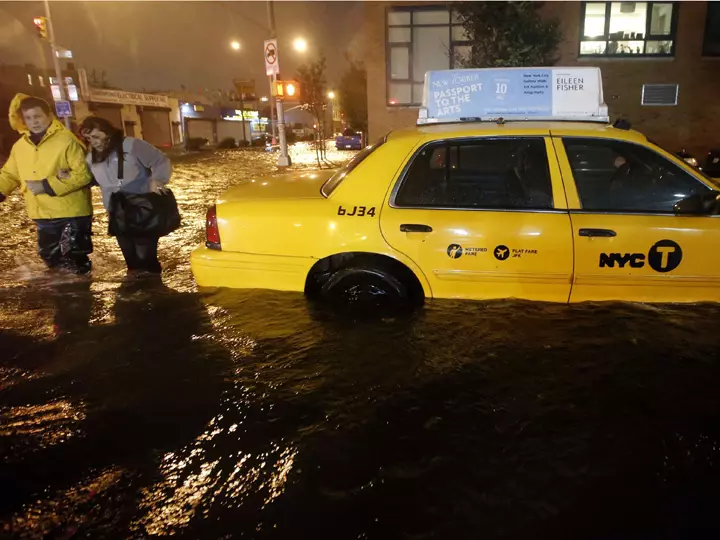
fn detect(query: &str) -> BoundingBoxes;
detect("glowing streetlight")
[260,96,269,102]
[230,41,241,51]
[327,91,335,99]
[293,37,308,53]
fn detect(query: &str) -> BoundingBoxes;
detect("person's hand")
[148,179,166,194]
[25,181,46,195]
[57,169,70,179]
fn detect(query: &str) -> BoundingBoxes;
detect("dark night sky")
[0,1,365,94]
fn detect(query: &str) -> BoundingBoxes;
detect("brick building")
[364,1,720,154]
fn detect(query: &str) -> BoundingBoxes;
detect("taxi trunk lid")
[219,170,334,202]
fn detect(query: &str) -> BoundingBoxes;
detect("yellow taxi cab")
[191,67,720,305]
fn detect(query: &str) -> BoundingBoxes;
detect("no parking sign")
[264,39,279,76]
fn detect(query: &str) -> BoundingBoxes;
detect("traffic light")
[273,80,299,100]
[33,17,48,40]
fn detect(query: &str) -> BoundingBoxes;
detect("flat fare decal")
[446,244,538,260]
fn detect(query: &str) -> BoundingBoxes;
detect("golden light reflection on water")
[2,467,123,538]
[0,400,86,461]
[0,366,40,391]
[133,411,298,536]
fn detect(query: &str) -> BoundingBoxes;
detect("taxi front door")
[380,137,574,302]
[555,136,720,303]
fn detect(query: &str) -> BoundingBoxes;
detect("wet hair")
[80,116,124,164]
[20,97,51,115]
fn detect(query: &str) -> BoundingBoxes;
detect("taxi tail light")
[206,205,221,250]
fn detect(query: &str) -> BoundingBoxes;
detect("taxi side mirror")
[673,192,720,215]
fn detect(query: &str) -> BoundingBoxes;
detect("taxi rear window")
[321,136,387,197]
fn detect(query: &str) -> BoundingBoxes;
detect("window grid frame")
[386,5,469,107]
[578,1,679,58]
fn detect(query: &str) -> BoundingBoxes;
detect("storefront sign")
[89,88,169,107]
[222,110,260,122]
[419,67,608,123]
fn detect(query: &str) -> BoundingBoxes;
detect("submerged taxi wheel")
[321,266,408,306]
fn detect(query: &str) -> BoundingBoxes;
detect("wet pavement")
[1,144,720,539]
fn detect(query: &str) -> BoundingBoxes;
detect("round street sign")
[265,42,277,64]
[264,39,279,76]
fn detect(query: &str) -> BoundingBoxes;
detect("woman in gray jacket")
[77,116,171,274]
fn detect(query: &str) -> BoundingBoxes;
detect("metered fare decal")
[599,240,683,273]
[446,244,537,260]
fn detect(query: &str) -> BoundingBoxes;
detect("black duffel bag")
[108,189,181,238]
[107,141,181,238]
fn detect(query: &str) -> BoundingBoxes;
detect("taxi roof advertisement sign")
[420,67,608,124]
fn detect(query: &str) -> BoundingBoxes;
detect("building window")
[27,74,33,85]
[38,76,45,87]
[579,2,678,57]
[386,6,469,106]
[703,2,720,56]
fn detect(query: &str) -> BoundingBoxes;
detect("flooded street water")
[1,145,720,539]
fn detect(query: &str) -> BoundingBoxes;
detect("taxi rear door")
[380,135,574,302]
[554,135,720,303]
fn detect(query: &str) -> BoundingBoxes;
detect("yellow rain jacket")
[0,94,92,219]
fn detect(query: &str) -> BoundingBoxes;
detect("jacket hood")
[9,93,56,134]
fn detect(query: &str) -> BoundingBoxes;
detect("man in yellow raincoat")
[0,94,93,274]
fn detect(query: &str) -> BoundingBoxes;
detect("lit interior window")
[609,2,648,38]
[584,3,607,38]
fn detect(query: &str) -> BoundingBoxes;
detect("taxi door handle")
[400,224,433,233]
[579,228,617,237]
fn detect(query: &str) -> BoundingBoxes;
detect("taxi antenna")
[613,118,632,130]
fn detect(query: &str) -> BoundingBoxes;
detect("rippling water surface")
[1,146,719,539]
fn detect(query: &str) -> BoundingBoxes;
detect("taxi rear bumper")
[190,246,315,291]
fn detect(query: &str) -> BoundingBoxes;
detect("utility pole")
[43,0,70,129]
[239,92,247,144]
[266,0,278,146]
[266,0,290,167]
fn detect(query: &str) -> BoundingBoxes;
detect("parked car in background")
[676,149,700,169]
[705,148,720,178]
[336,128,363,150]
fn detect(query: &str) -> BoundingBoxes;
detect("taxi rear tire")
[306,253,425,308]
[320,265,407,306]
[318,259,428,309]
